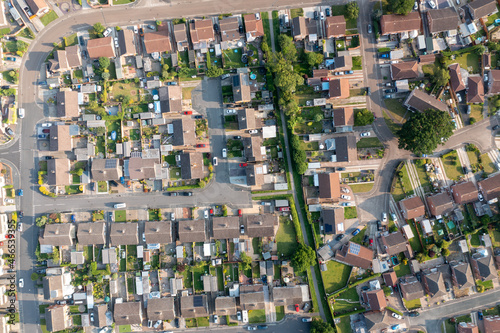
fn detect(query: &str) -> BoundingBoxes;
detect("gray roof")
[43,275,63,300]
[240,291,265,310]
[77,222,106,245]
[47,158,71,186]
[94,304,111,328]
[173,118,196,146]
[39,223,74,247]
[467,0,497,19]
[91,158,122,182]
[110,223,139,246]
[178,220,206,243]
[246,164,265,186]
[400,275,425,300]
[118,29,136,56]
[404,89,448,112]
[147,297,175,321]
[232,73,251,103]
[180,295,208,318]
[451,262,475,290]
[381,232,408,256]
[238,108,256,130]
[272,286,304,306]
[180,152,204,180]
[472,252,497,281]
[423,270,447,299]
[243,136,264,162]
[212,216,240,239]
[245,214,278,238]
[427,8,460,33]
[144,221,172,244]
[113,302,143,325]
[215,296,237,315]
[56,90,79,118]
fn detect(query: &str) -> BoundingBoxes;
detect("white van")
[18,108,25,118]
[222,148,227,158]
[114,203,126,209]
[242,310,249,323]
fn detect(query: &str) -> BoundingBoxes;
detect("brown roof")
[144,30,172,54]
[400,275,425,300]
[25,0,47,15]
[272,286,304,306]
[110,223,138,246]
[381,232,408,256]
[245,214,278,238]
[212,216,240,239]
[87,37,116,59]
[243,136,265,162]
[467,76,485,103]
[147,297,175,321]
[180,295,208,317]
[318,173,341,201]
[419,54,436,64]
[479,173,500,201]
[65,45,82,68]
[240,291,265,310]
[335,241,373,269]
[180,152,204,180]
[56,90,79,118]
[43,275,63,300]
[173,23,189,50]
[246,163,265,186]
[467,0,498,19]
[484,316,500,333]
[404,89,448,112]
[244,14,264,39]
[47,158,71,186]
[391,61,419,80]
[489,70,500,94]
[426,192,454,216]
[127,156,158,180]
[114,302,143,325]
[381,12,421,35]
[238,108,256,130]
[118,29,136,56]
[49,50,69,72]
[451,181,479,204]
[483,53,492,69]
[329,78,350,99]
[50,125,72,151]
[332,107,354,127]
[322,208,345,234]
[178,219,206,243]
[39,223,74,247]
[313,69,329,78]
[77,222,106,245]
[220,17,241,42]
[324,16,346,38]
[458,323,480,333]
[449,63,466,92]
[159,85,183,113]
[399,196,426,220]
[292,16,318,40]
[173,118,196,146]
[215,296,237,316]
[189,19,214,44]
[383,271,398,287]
[91,158,122,182]
[427,8,459,33]
[95,304,110,328]
[144,221,172,244]
[232,73,251,102]
[365,289,387,311]
[46,305,69,332]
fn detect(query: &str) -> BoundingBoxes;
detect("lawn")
[0,28,10,38]
[290,8,304,18]
[455,314,472,323]
[333,287,360,313]
[149,209,160,221]
[352,56,362,70]
[408,221,423,253]
[350,227,366,245]
[344,206,357,219]
[196,317,210,327]
[382,110,402,136]
[248,309,266,323]
[414,162,431,193]
[72,174,80,184]
[384,100,407,124]
[252,237,262,255]
[113,0,135,4]
[73,69,83,79]
[129,129,140,141]
[118,325,132,333]
[489,229,500,247]
[65,185,81,195]
[444,319,456,333]
[182,87,195,99]
[336,316,352,333]
[222,48,244,69]
[112,82,141,103]
[394,261,411,277]
[294,121,322,134]
[275,306,285,320]
[271,11,280,51]
[404,298,421,310]
[2,70,17,84]
[261,12,271,42]
[441,150,463,181]
[357,137,383,149]
[322,260,352,293]
[96,136,106,155]
[115,210,126,222]
[192,264,208,292]
[470,105,483,123]
[300,141,319,151]
[64,33,78,47]
[445,52,480,74]
[470,230,481,247]
[276,217,298,258]
[19,28,34,39]
[331,5,356,30]
[486,8,500,25]
[467,151,479,165]
[349,183,374,193]
[97,181,107,192]
[481,153,497,174]
[40,10,59,26]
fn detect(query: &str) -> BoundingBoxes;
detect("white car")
[237,311,242,321]
[213,157,218,166]
[213,315,219,324]
[414,1,418,9]
[390,213,397,222]
[226,109,237,114]
[18,278,24,288]
[341,195,351,200]
[171,212,175,221]
[427,0,436,8]
[90,313,94,322]
[255,13,260,20]
[248,129,259,134]
[142,233,146,242]
[17,222,22,232]
[204,210,209,219]
[133,26,138,33]
[4,198,14,204]
[391,312,403,319]
[360,131,371,137]
[382,212,388,222]
[479,193,484,201]
[341,202,352,206]
[41,123,52,127]
[222,148,227,158]
[103,27,112,37]
[18,108,25,118]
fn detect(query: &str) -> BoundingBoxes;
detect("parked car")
[221,74,230,79]
[194,115,203,119]
[41,123,52,127]
[257,325,268,330]
[238,25,244,33]
[352,228,361,236]
[147,24,156,30]
[204,210,209,219]
[302,318,313,323]
[384,94,392,99]
[18,108,25,119]
[478,311,484,320]
[369,239,374,246]
[213,157,218,166]
[17,189,23,196]
[382,212,388,222]
[238,209,242,216]
[183,111,193,115]
[321,77,330,82]
[314,11,319,20]
[247,327,257,331]
[226,109,237,114]
[196,144,206,148]
[367,24,372,33]
[90,313,94,322]
[493,125,499,131]
[4,57,16,62]
[479,193,484,201]
[222,148,227,158]
[445,282,450,292]
[336,167,346,171]
[294,304,300,312]
[4,198,14,204]
[325,8,331,16]
[390,213,397,221]
[18,279,24,288]
[239,163,248,167]
[379,53,390,59]
[408,311,420,317]
[303,303,310,312]
[248,129,259,134]
[341,195,351,200]
[391,313,403,319]
[103,27,112,37]
[385,88,396,93]
[234,135,242,139]
[17,222,22,232]
[320,12,325,20]
[237,311,242,321]
[181,192,193,196]
[165,192,177,196]
[240,224,245,234]
[340,202,352,206]
[213,315,219,324]
[18,211,23,218]
[346,70,354,74]
[427,0,436,8]
[36,268,46,274]
[336,234,345,241]
[391,325,400,330]
[367,87,371,95]
[360,131,370,137]
[5,128,13,136]
[414,1,418,9]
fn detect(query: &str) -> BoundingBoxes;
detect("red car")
[279,207,290,212]
[321,77,330,82]
[209,209,214,216]
[183,111,193,115]
[196,144,206,148]
[239,163,248,167]
[42,129,50,133]
[369,239,374,246]
[238,209,242,216]
[295,304,299,312]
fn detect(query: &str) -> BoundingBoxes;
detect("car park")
[352,228,360,236]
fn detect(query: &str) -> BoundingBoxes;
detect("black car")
[109,180,119,187]
[79,36,85,46]
[36,268,46,274]
[234,135,242,139]
[385,89,396,93]
[213,24,219,33]
[165,192,178,196]
[238,25,244,33]
[325,8,331,16]
[415,272,421,282]
[335,234,345,241]
[194,115,203,119]
[363,235,369,243]
[377,220,382,231]
[444,281,450,292]
[367,87,371,96]
[18,211,23,218]
[408,311,420,317]
[82,50,88,60]
[463,166,468,174]
[257,325,268,330]
[336,167,346,171]
[90,182,95,191]
[314,11,319,20]
[182,192,193,196]
[493,125,499,130]
[1,86,9,89]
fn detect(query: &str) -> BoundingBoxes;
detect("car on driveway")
[340,202,352,206]
[352,228,360,236]
[5,57,16,62]
[294,304,300,312]
[248,129,259,134]
[341,195,351,200]
[204,210,209,219]
[194,115,203,119]
[325,8,331,16]
[226,109,237,114]
[478,311,483,320]
[335,234,345,241]
[427,0,436,8]
[41,123,52,127]
[196,144,206,148]
[391,313,403,319]
[408,311,420,317]
[234,135,242,139]
[385,88,397,93]
[183,111,193,115]
[445,281,450,292]
[302,318,313,323]
[382,212,388,222]
[414,1,418,9]
[360,131,370,137]
[239,163,248,167]
[479,193,484,201]
[493,125,499,131]
[390,213,397,221]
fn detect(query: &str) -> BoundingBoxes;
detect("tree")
[101,72,110,80]
[476,45,486,56]
[292,244,316,272]
[313,113,324,122]
[383,286,392,296]
[354,109,375,126]
[372,8,383,21]
[51,247,60,263]
[477,284,485,293]
[416,252,425,263]
[433,66,450,87]
[16,41,28,53]
[99,57,110,70]
[441,248,450,256]
[346,2,360,19]
[278,35,298,62]
[305,52,324,68]
[36,215,48,227]
[112,273,118,279]
[389,225,398,233]
[470,117,477,125]
[74,168,84,176]
[9,70,19,84]
[207,66,224,77]
[240,252,252,271]
[397,109,454,155]
[31,273,39,281]
[388,0,414,15]
[93,23,105,35]
[310,319,335,333]
[481,215,491,227]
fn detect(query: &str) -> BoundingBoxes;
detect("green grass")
[222,48,244,69]
[467,151,479,165]
[408,221,423,252]
[148,209,159,221]
[414,162,431,193]
[96,136,106,155]
[344,206,357,219]
[470,230,481,247]
[64,33,78,47]
[404,298,421,310]
[477,279,494,290]
[261,12,271,44]
[352,56,362,70]
[350,227,366,245]
[300,141,320,151]
[276,217,298,258]
[182,87,195,99]
[185,318,196,328]
[129,129,140,141]
[486,8,500,25]
[394,262,411,277]
[118,325,132,333]
[192,264,208,292]
[322,261,352,293]
[115,210,126,222]
[441,150,463,181]
[382,110,402,136]
[331,5,356,31]
[481,153,497,174]
[73,69,83,79]
[248,309,266,323]
[455,314,472,323]
[112,82,141,103]
[384,99,407,123]
[65,185,81,195]
[272,11,280,51]
[0,28,10,38]
[445,52,480,74]
[2,70,17,84]
[97,181,107,192]
[444,319,456,333]
[290,8,304,18]
[170,167,182,180]
[113,0,135,4]
[275,305,285,320]
[356,137,383,149]
[40,11,59,26]
[349,183,374,193]
[489,230,500,247]
[196,317,210,327]
[470,105,483,123]
[336,316,353,333]
[19,28,34,40]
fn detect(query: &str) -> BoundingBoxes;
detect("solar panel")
[105,159,116,169]
[193,295,203,307]
[350,243,361,255]
[324,224,333,233]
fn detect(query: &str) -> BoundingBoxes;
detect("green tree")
[75,168,84,176]
[372,8,383,21]
[240,252,252,271]
[93,23,105,35]
[383,286,392,296]
[9,70,19,84]
[476,45,486,56]
[433,66,450,87]
[52,247,60,263]
[313,113,324,122]
[291,244,316,272]
[477,284,485,293]
[354,109,375,126]
[278,35,298,62]
[99,57,110,70]
[388,0,414,15]
[397,109,454,155]
[16,41,28,53]
[441,248,450,256]
[416,252,425,263]
[36,216,48,227]
[481,215,491,227]
[207,66,224,77]
[310,319,335,333]
[31,272,39,281]
[101,72,110,80]
[346,2,360,19]
[305,52,324,68]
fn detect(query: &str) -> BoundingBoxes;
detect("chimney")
[55,229,59,235]
[258,221,262,225]
[189,226,193,231]
[51,170,55,174]
[88,228,92,233]
[154,228,159,232]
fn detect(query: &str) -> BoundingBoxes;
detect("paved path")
[251,191,292,197]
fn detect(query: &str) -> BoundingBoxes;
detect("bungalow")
[449,64,466,92]
[173,23,189,52]
[292,16,318,41]
[363,289,387,312]
[466,0,498,20]
[324,16,346,38]
[467,76,485,104]
[49,45,82,72]
[232,72,251,103]
[91,158,122,182]
[243,136,265,162]
[380,12,421,36]
[50,125,73,152]
[143,29,172,54]
[114,302,143,325]
[335,242,374,269]
[109,223,139,246]
[147,297,176,321]
[426,192,454,217]
[56,90,79,118]
[399,275,425,300]
[189,19,215,51]
[126,155,161,180]
[245,214,278,238]
[451,181,479,204]
[332,107,354,132]
[426,8,460,34]
[399,196,426,220]
[390,61,419,81]
[47,158,71,186]
[244,14,265,42]
[178,219,206,243]
[45,305,71,332]
[39,223,74,247]
[87,37,116,59]
[478,173,500,201]
[77,222,106,245]
[172,118,196,146]
[322,208,345,234]
[471,249,498,281]
[404,89,448,112]
[450,261,475,291]
[220,17,241,43]
[318,173,341,203]
[238,108,256,130]
[214,296,237,316]
[422,269,447,300]
[212,216,240,239]
[144,221,172,244]
[158,85,183,113]
[488,70,500,94]
[180,295,208,317]
[328,78,350,99]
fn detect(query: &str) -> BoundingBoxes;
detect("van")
[114,203,126,209]
[242,310,249,323]
[18,108,25,118]
[222,148,227,158]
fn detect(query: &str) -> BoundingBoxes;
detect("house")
[232,73,251,103]
[426,8,460,34]
[114,302,143,325]
[212,216,240,239]
[240,285,266,310]
[382,271,398,287]
[318,173,341,203]
[332,107,354,132]
[467,76,485,104]
[457,323,479,333]
[118,29,136,56]
[324,16,346,38]
[422,269,447,300]
[322,208,345,234]
[158,85,183,113]
[451,181,479,204]
[220,17,241,42]
[478,174,500,201]
[86,37,116,59]
[419,54,436,64]
[180,295,208,317]
[489,70,500,94]
[101,247,117,265]
[484,316,500,333]
[238,108,256,130]
[49,45,82,72]
[333,56,353,72]
[380,232,410,257]
[243,136,265,162]
[272,286,306,306]
[399,196,426,220]
[390,61,419,81]
[326,135,357,162]
[178,220,206,243]
[147,297,175,321]
[449,64,466,92]
[292,16,318,41]
[49,125,72,152]
[466,0,498,20]
[363,310,402,332]
[25,0,48,16]
[144,221,172,244]
[39,223,74,247]
[335,242,373,269]
[246,164,266,186]
[427,192,454,216]
[126,155,160,180]
[380,12,421,35]
[245,214,279,238]
[94,304,111,328]
[91,158,122,182]
[404,89,448,112]
[172,118,196,146]
[109,223,139,246]
[46,158,71,186]
[189,19,215,51]
[56,90,79,118]
[328,78,350,99]
[45,305,70,332]
[244,14,265,42]
[363,289,387,311]
[143,29,172,54]
[471,249,497,281]
[450,261,475,291]
[43,275,64,300]
[180,152,204,180]
[77,222,106,245]
[214,296,237,316]
[173,23,189,52]
[399,275,425,300]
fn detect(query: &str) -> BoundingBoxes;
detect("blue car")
[380,53,390,59]
[38,134,46,139]
[71,215,76,222]
[478,311,483,320]
[17,189,23,196]
[352,228,361,236]
[391,325,400,330]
